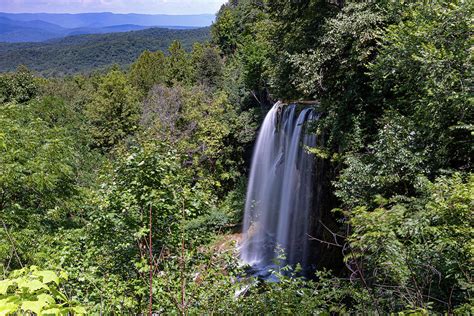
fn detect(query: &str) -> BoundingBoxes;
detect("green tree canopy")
[128,50,167,95]
[85,69,141,150]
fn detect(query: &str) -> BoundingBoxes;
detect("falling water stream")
[241,102,318,276]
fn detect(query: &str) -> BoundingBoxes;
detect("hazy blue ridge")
[0,27,211,76]
[0,12,215,28]
[0,12,214,43]
[0,16,67,42]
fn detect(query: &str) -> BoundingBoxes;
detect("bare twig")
[306,233,343,248]
[347,243,382,314]
[373,284,449,306]
[320,220,345,238]
[2,220,23,268]
[180,198,186,316]
[250,90,264,108]
[149,204,153,316]
[152,246,165,275]
[448,286,454,314]
[307,220,346,248]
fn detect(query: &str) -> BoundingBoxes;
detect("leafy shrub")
[369,0,473,171]
[0,66,39,104]
[348,173,474,312]
[0,266,85,315]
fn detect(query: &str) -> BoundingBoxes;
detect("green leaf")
[17,278,46,293]
[73,306,87,315]
[41,307,61,316]
[59,271,68,281]
[34,270,60,285]
[37,293,56,305]
[50,287,68,302]
[21,300,47,315]
[0,302,18,316]
[0,280,12,295]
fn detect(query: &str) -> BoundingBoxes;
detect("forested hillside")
[0,12,215,28]
[0,12,214,43]
[0,16,157,43]
[0,27,210,76]
[0,0,472,315]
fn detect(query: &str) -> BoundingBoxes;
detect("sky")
[0,0,228,14]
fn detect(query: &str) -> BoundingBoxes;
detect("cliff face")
[308,150,345,276]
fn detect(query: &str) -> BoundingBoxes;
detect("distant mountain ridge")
[0,12,215,42]
[0,26,211,76]
[0,12,215,28]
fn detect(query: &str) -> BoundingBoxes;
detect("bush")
[348,173,474,312]
[0,266,86,315]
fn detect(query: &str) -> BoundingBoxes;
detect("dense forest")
[0,0,472,314]
[0,27,210,76]
[0,12,214,43]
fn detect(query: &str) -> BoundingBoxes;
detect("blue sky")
[0,0,228,14]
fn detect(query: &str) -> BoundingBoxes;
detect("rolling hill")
[0,16,158,42]
[0,17,67,42]
[0,12,215,28]
[0,12,213,43]
[0,27,211,76]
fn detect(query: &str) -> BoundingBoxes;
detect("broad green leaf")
[73,306,87,315]
[59,271,68,281]
[0,302,18,316]
[42,307,61,316]
[17,278,46,292]
[21,300,47,315]
[37,293,56,305]
[0,280,12,295]
[34,270,60,285]
[50,287,68,302]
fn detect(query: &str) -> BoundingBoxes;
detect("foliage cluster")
[0,266,85,315]
[0,27,210,76]
[212,0,473,313]
[0,0,472,314]
[0,36,258,313]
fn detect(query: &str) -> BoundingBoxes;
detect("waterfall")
[241,102,318,275]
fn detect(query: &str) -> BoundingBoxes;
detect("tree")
[369,0,473,171]
[85,69,141,150]
[165,41,192,86]
[348,174,474,312]
[191,43,224,88]
[129,50,167,95]
[141,84,255,194]
[0,66,39,104]
[211,5,239,55]
[0,100,81,271]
